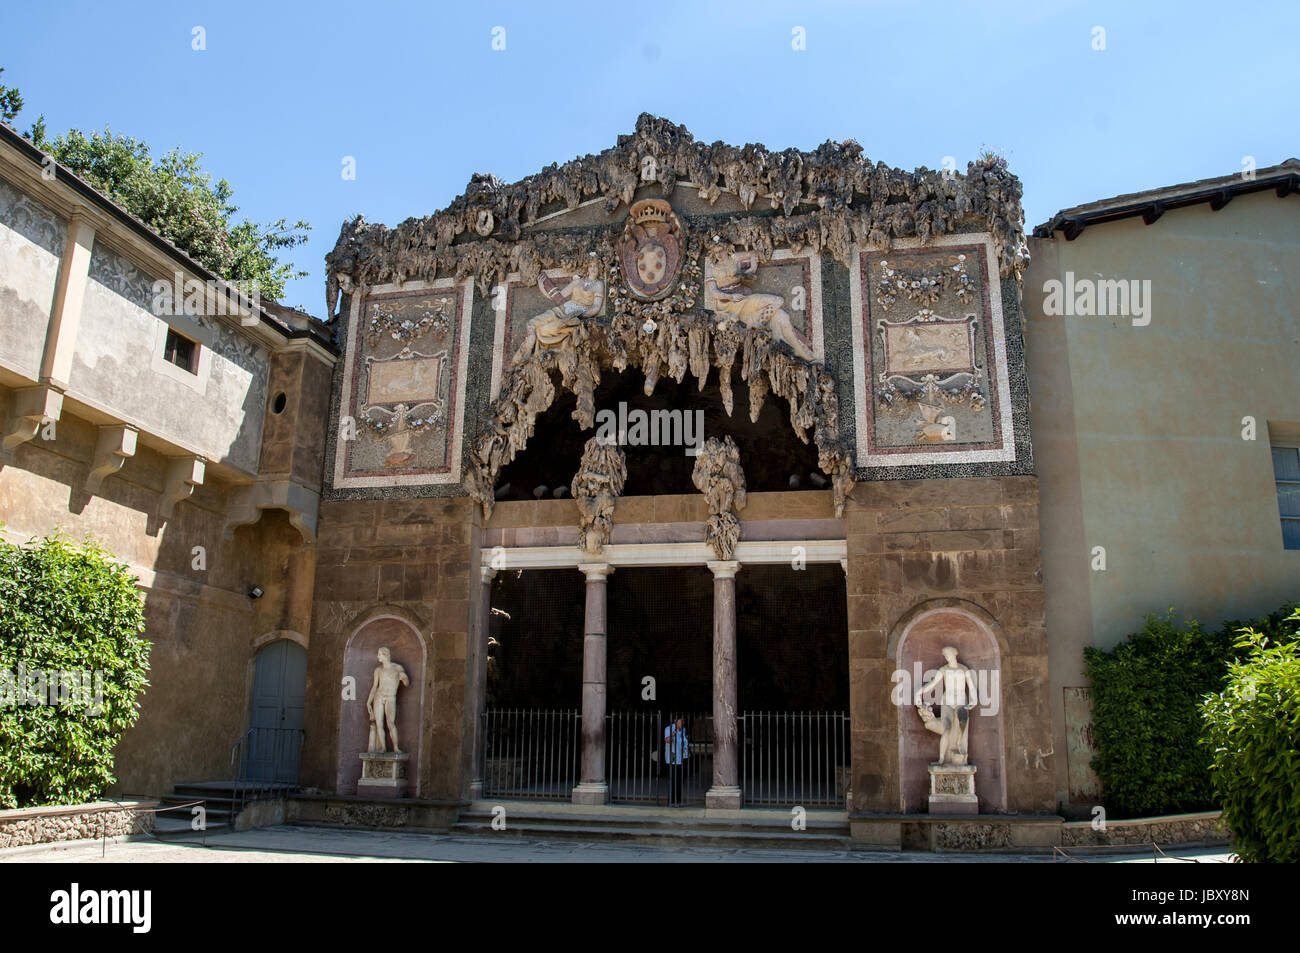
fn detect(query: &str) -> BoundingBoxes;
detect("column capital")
[840,557,848,575]
[480,565,498,584]
[707,560,740,579]
[578,562,613,580]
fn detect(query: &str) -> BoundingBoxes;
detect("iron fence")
[480,708,580,800]
[478,708,849,808]
[740,711,849,808]
[607,711,712,806]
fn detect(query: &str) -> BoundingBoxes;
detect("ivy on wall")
[0,533,150,809]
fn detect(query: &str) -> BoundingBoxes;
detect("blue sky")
[2,0,1296,312]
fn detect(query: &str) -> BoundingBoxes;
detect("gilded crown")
[629,200,671,226]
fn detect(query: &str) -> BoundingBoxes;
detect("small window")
[163,328,198,374]
[1272,445,1300,550]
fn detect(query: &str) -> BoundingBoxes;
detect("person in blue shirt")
[664,716,688,805]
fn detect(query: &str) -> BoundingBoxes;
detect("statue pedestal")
[358,751,410,799]
[927,763,977,814]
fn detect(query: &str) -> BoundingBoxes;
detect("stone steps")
[451,802,852,850]
[152,781,297,839]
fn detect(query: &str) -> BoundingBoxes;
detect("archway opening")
[494,368,824,502]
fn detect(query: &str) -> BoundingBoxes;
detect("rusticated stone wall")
[845,475,1052,815]
[0,800,156,848]
[301,497,478,801]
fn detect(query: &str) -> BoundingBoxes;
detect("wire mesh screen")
[735,563,850,711]
[607,566,714,713]
[488,569,585,709]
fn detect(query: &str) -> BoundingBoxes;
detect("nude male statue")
[366,646,409,753]
[914,646,980,765]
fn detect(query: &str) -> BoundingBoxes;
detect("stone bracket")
[223,478,320,544]
[1,385,63,463]
[160,455,206,519]
[85,424,139,494]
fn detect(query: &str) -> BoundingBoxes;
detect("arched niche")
[890,600,1007,814]
[337,615,426,796]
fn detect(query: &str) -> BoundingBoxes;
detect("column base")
[705,785,742,809]
[571,783,609,806]
[468,780,484,800]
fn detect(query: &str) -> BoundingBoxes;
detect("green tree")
[0,67,21,124]
[31,127,309,302]
[1201,610,1300,862]
[0,534,151,809]
[2,68,308,303]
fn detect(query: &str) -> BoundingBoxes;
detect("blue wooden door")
[247,640,307,782]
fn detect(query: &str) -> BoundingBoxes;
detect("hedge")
[1083,601,1297,819]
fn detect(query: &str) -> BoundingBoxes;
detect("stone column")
[468,565,495,800]
[706,560,742,809]
[572,563,611,805]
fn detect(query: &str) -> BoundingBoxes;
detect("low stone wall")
[1061,811,1230,848]
[851,810,1230,851]
[0,800,157,848]
[286,794,464,833]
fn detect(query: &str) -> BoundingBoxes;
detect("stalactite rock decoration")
[324,113,1028,319]
[571,436,627,555]
[328,116,1026,517]
[692,435,747,561]
[463,307,856,522]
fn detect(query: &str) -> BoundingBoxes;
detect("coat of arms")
[619,199,683,300]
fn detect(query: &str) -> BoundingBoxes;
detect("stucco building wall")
[0,175,63,380]
[1025,188,1300,813]
[0,129,336,800]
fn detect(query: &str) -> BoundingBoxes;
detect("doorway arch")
[246,639,307,783]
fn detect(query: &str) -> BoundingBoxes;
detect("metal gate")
[480,708,580,800]
[608,711,712,806]
[479,708,848,807]
[740,711,850,808]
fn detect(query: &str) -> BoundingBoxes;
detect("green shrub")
[0,533,150,808]
[1084,611,1238,817]
[1201,609,1300,862]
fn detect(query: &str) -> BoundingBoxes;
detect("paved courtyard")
[0,826,1236,864]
